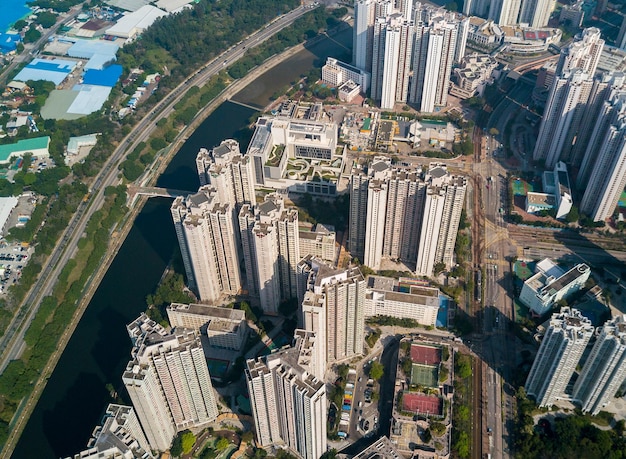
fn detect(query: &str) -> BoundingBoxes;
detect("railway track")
[470,126,485,459]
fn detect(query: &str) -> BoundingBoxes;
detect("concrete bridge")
[128,186,193,199]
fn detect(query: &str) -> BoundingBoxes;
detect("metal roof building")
[67,39,119,70]
[0,137,50,164]
[14,58,77,85]
[83,64,123,87]
[105,5,168,39]
[67,85,113,115]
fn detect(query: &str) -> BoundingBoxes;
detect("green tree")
[433,262,446,275]
[35,12,58,28]
[369,361,384,380]
[566,205,579,223]
[181,430,196,454]
[455,354,472,379]
[24,26,42,43]
[216,437,230,451]
[430,421,446,436]
[13,19,27,31]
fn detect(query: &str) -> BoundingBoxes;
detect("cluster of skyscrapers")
[532,28,626,222]
[173,139,303,314]
[526,308,626,415]
[353,0,469,110]
[349,158,466,276]
[463,0,556,28]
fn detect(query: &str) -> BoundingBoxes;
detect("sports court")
[410,363,439,387]
[402,392,443,416]
[514,260,534,280]
[512,179,534,196]
[410,344,441,365]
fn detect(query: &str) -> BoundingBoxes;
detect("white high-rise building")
[532,70,593,168]
[573,315,626,415]
[533,29,605,167]
[372,14,414,108]
[408,13,459,112]
[195,139,255,209]
[67,404,153,459]
[246,332,327,459]
[579,90,626,222]
[488,0,522,25]
[416,186,445,276]
[364,176,388,269]
[556,28,604,77]
[299,257,366,363]
[353,0,376,72]
[321,266,366,362]
[416,165,467,276]
[349,160,465,276]
[171,187,241,302]
[123,315,218,452]
[518,0,556,28]
[383,168,426,262]
[239,194,300,313]
[525,308,594,407]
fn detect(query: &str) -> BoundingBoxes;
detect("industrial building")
[105,5,168,40]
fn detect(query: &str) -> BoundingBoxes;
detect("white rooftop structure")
[67,85,113,115]
[67,39,119,70]
[520,259,591,315]
[105,5,168,39]
[155,0,194,13]
[104,0,151,12]
[0,197,18,236]
[67,134,98,155]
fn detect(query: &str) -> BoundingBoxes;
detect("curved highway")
[0,5,312,371]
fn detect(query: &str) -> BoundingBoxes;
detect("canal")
[12,28,351,459]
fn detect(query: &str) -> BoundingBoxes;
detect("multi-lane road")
[0,4,312,374]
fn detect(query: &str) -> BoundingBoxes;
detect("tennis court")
[410,363,439,387]
[410,344,441,365]
[402,392,443,416]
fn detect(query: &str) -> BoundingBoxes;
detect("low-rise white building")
[449,53,498,99]
[338,80,361,103]
[364,276,441,327]
[321,57,370,91]
[519,259,591,315]
[525,192,555,214]
[166,302,247,350]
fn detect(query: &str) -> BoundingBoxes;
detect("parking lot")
[0,242,32,294]
[349,353,383,441]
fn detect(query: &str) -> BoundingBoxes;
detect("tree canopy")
[369,361,384,380]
